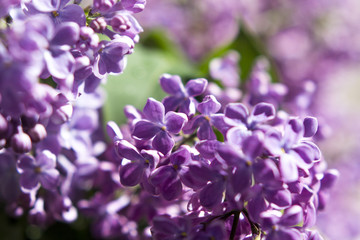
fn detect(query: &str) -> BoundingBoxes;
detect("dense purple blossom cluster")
[0,0,145,233]
[0,0,340,239]
[107,66,338,239]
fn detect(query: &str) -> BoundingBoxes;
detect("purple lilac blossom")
[0,0,146,235]
[0,1,343,239]
[236,2,360,238]
[160,73,208,116]
[111,76,337,239]
[17,150,59,192]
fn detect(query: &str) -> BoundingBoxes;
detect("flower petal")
[199,181,225,209]
[165,111,187,134]
[17,155,36,171]
[51,22,79,46]
[115,139,143,161]
[143,98,165,123]
[39,169,59,190]
[224,103,249,125]
[20,171,40,191]
[119,162,144,186]
[159,74,184,95]
[152,131,174,155]
[197,95,221,115]
[132,120,160,140]
[185,78,207,97]
[250,102,275,123]
[279,154,299,183]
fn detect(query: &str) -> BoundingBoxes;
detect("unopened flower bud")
[21,114,39,129]
[303,116,318,138]
[11,131,32,153]
[27,124,47,143]
[51,104,73,125]
[90,17,107,33]
[0,114,7,137]
[111,15,131,33]
[0,139,5,149]
[93,0,116,12]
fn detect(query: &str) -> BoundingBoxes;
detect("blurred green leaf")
[103,44,195,125]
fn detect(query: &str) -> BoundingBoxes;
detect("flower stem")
[230,211,240,240]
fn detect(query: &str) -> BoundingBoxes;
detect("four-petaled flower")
[17,150,59,191]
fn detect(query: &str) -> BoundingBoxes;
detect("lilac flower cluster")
[0,0,144,151]
[0,0,145,231]
[109,74,338,239]
[0,1,341,238]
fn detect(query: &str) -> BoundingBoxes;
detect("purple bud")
[93,0,116,12]
[185,78,208,97]
[27,124,47,143]
[111,14,131,32]
[120,0,146,13]
[90,17,107,33]
[28,198,47,227]
[303,117,318,137]
[0,114,7,136]
[11,132,32,153]
[21,114,39,129]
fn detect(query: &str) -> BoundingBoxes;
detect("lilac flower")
[182,160,227,210]
[0,0,146,235]
[160,74,208,116]
[44,21,80,84]
[115,139,159,186]
[93,36,134,78]
[264,118,321,182]
[260,206,303,240]
[11,129,32,153]
[17,150,59,191]
[26,0,86,26]
[151,215,191,240]
[132,98,187,154]
[224,102,275,132]
[183,95,224,140]
[149,146,190,201]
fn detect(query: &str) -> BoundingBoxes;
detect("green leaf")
[102,45,195,124]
